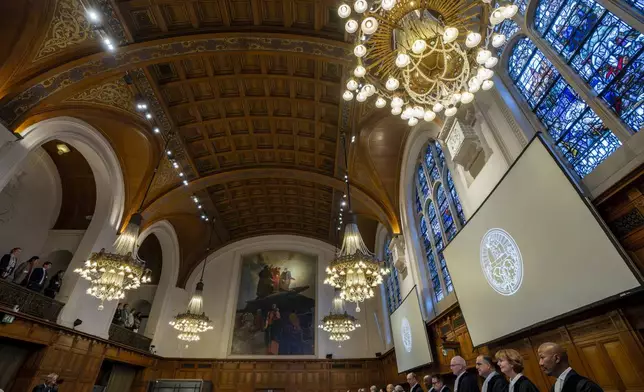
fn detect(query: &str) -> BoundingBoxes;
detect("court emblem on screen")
[480,228,523,296]
[401,317,412,353]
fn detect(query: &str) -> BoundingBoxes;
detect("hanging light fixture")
[319,292,361,346]
[75,213,152,310]
[338,0,516,124]
[169,220,215,344]
[74,135,177,310]
[324,135,390,311]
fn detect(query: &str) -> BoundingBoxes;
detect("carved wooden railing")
[0,279,64,321]
[108,323,152,352]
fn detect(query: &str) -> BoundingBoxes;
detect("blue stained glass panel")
[535,0,568,35]
[438,254,453,293]
[427,251,443,302]
[446,174,466,225]
[417,166,430,197]
[535,78,588,140]
[509,38,537,81]
[384,238,402,314]
[544,0,604,60]
[601,54,644,132]
[420,217,431,249]
[516,50,560,108]
[434,141,445,164]
[415,191,422,214]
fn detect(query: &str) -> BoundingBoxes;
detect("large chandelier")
[75,213,152,310]
[319,294,361,345]
[169,220,214,344]
[338,0,517,124]
[324,218,391,311]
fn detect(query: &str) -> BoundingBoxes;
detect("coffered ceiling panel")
[148,52,343,177]
[206,178,337,241]
[115,0,345,42]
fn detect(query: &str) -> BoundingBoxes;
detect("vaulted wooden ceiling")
[0,0,405,284]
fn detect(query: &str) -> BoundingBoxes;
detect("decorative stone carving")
[445,119,482,171]
[64,78,136,114]
[389,235,408,279]
[33,0,97,62]
[146,157,181,204]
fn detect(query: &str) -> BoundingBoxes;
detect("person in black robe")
[406,373,423,392]
[451,356,480,392]
[476,355,508,392]
[424,375,435,392]
[430,374,451,392]
[496,349,540,392]
[538,342,604,392]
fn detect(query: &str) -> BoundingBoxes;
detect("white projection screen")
[390,289,433,372]
[443,136,641,347]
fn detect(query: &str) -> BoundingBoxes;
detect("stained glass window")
[415,140,466,303]
[495,20,520,55]
[624,0,644,13]
[508,38,622,176]
[383,237,402,314]
[536,0,644,133]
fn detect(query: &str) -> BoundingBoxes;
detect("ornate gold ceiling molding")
[63,77,136,114]
[33,0,96,62]
[146,157,181,205]
[0,33,352,128]
[142,167,399,234]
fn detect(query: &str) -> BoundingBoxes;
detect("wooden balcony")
[0,279,64,321]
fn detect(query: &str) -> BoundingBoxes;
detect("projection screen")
[390,289,433,372]
[443,136,641,347]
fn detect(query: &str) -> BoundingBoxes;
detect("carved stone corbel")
[444,118,482,171]
[389,235,408,279]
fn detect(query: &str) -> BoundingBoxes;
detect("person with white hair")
[395,385,406,392]
[451,356,479,392]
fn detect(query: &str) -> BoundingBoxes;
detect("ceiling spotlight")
[351,135,356,143]
[205,217,209,221]
[166,150,172,156]
[145,113,153,119]
[153,127,160,134]
[179,172,184,177]
[341,200,347,207]
[183,180,189,186]
[136,102,148,111]
[192,196,199,203]
[197,205,202,209]
[173,161,179,169]
[86,9,101,23]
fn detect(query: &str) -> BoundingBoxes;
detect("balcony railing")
[0,279,64,321]
[108,323,152,352]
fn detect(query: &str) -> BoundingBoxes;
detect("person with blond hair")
[495,349,539,392]
[451,356,479,392]
[32,373,58,392]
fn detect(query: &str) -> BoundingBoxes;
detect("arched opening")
[0,117,125,337]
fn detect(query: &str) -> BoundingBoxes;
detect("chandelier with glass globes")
[338,0,518,125]
[319,295,361,345]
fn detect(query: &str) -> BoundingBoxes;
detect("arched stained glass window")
[383,237,402,314]
[415,141,466,303]
[624,0,644,13]
[535,0,644,132]
[508,38,622,176]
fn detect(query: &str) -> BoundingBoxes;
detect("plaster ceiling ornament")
[337,0,516,126]
[479,228,523,296]
[64,78,136,114]
[318,293,361,346]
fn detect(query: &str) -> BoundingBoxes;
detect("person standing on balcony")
[0,247,21,279]
[32,373,58,392]
[44,270,64,298]
[13,256,39,285]
[27,261,51,292]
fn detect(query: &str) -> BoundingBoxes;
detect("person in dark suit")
[424,375,435,392]
[476,355,508,392]
[407,373,423,392]
[495,349,540,392]
[27,261,51,292]
[0,247,21,279]
[431,374,451,392]
[538,342,604,392]
[32,373,57,392]
[451,356,480,392]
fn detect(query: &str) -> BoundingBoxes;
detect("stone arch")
[0,116,125,337]
[137,220,180,339]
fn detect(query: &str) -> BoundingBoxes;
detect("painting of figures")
[230,250,316,355]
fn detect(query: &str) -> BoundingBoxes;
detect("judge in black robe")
[430,374,452,392]
[538,342,604,392]
[451,356,480,392]
[476,355,508,392]
[496,349,540,392]
[407,372,423,392]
